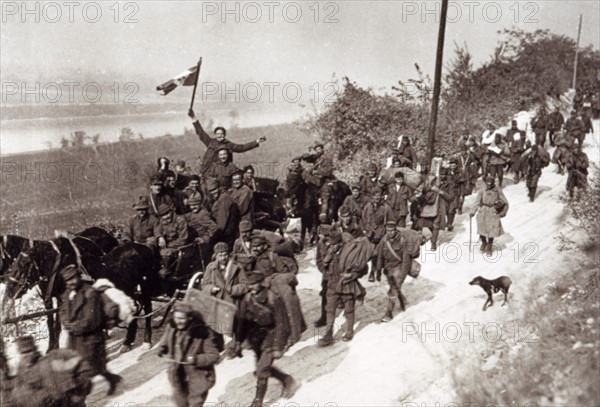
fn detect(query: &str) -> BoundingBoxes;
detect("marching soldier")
[201,242,249,304]
[564,110,587,147]
[523,145,550,202]
[298,143,335,219]
[158,302,221,407]
[487,133,510,188]
[359,163,381,197]
[184,193,217,264]
[342,182,370,222]
[59,265,122,395]
[376,221,413,322]
[148,176,175,217]
[470,176,509,256]
[362,186,395,282]
[565,144,589,198]
[236,272,299,407]
[206,178,241,251]
[317,231,366,346]
[385,171,411,228]
[332,206,363,238]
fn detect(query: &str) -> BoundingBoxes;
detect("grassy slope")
[0,123,311,238]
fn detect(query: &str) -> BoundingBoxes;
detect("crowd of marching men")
[1,105,594,407]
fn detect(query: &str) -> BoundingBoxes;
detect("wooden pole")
[427,0,449,166]
[190,57,203,111]
[572,15,583,89]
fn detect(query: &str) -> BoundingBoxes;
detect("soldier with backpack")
[58,265,122,396]
[236,271,299,407]
[317,231,368,346]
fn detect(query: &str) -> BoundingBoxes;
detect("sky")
[1,1,599,101]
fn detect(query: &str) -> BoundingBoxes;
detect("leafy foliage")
[561,163,600,243]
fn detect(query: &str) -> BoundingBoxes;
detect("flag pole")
[190,57,203,111]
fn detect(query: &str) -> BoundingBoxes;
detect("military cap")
[189,174,201,182]
[16,335,37,354]
[239,220,253,233]
[385,220,398,228]
[172,302,194,315]
[339,206,351,217]
[60,264,81,281]
[394,171,404,178]
[132,196,149,210]
[350,182,361,191]
[327,231,343,245]
[367,163,378,172]
[206,178,220,192]
[214,242,229,254]
[156,204,172,217]
[187,193,203,206]
[216,146,231,154]
[371,186,384,195]
[232,169,244,178]
[251,235,267,247]
[245,271,266,285]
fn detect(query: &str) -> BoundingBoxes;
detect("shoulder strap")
[385,237,404,262]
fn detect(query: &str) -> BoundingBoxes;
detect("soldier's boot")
[314,296,327,328]
[271,368,300,399]
[104,372,122,396]
[250,378,268,407]
[430,228,440,250]
[486,238,494,256]
[375,268,382,282]
[479,236,487,253]
[381,297,395,323]
[446,213,455,231]
[317,325,334,347]
[342,309,355,342]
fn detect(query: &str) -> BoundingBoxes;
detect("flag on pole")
[157,65,200,96]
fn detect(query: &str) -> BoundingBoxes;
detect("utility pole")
[572,15,583,89]
[427,0,449,166]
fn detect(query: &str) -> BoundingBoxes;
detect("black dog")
[469,276,512,311]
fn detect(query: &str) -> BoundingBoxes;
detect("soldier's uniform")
[236,272,298,407]
[341,184,370,222]
[565,148,589,197]
[375,223,412,322]
[524,146,549,202]
[385,176,411,228]
[158,303,221,407]
[154,205,190,275]
[317,231,366,347]
[228,182,254,224]
[208,179,241,251]
[565,113,587,146]
[299,145,335,217]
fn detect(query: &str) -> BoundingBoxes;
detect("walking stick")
[469,215,473,257]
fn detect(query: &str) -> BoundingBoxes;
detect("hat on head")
[367,163,378,172]
[385,220,398,228]
[60,264,81,281]
[214,242,229,254]
[216,146,230,154]
[16,335,37,354]
[350,182,361,191]
[206,178,220,192]
[232,169,244,178]
[339,206,351,217]
[239,220,253,233]
[420,228,433,242]
[394,170,404,179]
[176,160,185,168]
[151,176,163,186]
[133,196,149,210]
[371,186,384,195]
[187,193,203,206]
[484,175,495,184]
[327,231,342,245]
[251,235,267,247]
[245,271,266,285]
[157,204,172,217]
[173,302,194,315]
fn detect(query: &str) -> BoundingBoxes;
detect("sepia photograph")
[1,1,599,406]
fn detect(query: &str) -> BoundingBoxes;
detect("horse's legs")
[142,297,153,347]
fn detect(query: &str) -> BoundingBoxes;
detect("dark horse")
[2,229,157,352]
[283,179,351,247]
[1,235,38,276]
[252,177,287,234]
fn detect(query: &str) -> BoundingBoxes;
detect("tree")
[119,127,135,142]
[60,137,69,149]
[91,134,101,144]
[70,131,87,148]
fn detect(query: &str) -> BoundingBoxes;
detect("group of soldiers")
[3,102,595,407]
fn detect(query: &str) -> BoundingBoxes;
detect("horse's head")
[3,249,42,301]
